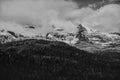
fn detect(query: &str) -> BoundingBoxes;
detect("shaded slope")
[0,39,120,80]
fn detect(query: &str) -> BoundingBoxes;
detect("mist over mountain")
[1,23,120,80]
[0,0,120,35]
[0,0,120,80]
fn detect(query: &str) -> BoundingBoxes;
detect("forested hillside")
[0,39,120,80]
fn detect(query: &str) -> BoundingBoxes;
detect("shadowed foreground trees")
[0,39,120,80]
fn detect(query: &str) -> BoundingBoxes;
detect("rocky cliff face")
[1,24,120,48]
[0,29,25,44]
[79,25,120,46]
[45,24,120,47]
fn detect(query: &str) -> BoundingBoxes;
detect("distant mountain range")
[1,24,120,49]
[0,29,25,44]
[1,22,120,80]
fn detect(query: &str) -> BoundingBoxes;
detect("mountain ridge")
[1,24,120,53]
[1,39,120,80]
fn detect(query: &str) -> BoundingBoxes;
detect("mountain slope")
[1,23,120,53]
[45,24,120,48]
[74,24,120,53]
[0,39,120,80]
[0,29,25,44]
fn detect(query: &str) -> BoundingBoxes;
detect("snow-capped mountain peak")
[75,24,120,47]
[1,22,120,47]
[0,29,25,44]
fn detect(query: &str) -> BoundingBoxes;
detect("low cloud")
[0,20,36,36]
[0,0,120,35]
[82,4,120,33]
[0,0,78,35]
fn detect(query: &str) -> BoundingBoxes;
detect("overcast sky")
[0,0,120,36]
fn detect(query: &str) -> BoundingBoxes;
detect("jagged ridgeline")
[1,24,120,47]
[0,39,120,80]
[1,24,120,54]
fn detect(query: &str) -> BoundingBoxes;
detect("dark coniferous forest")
[0,39,120,80]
